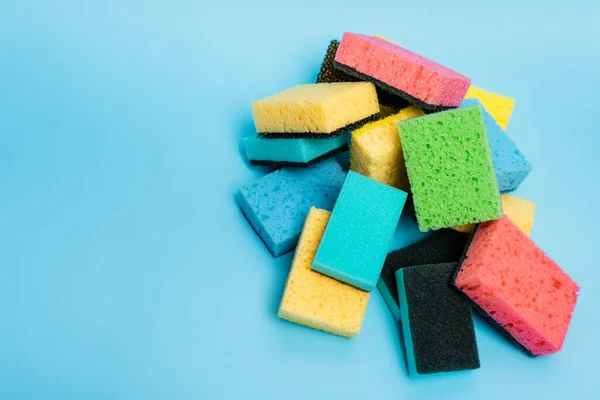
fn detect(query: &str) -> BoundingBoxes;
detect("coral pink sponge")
[334,32,471,111]
[454,216,580,356]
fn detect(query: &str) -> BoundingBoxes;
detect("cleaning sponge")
[312,171,407,291]
[400,105,502,231]
[465,86,515,130]
[237,159,346,257]
[278,207,370,338]
[452,194,535,235]
[397,263,480,375]
[252,82,380,138]
[243,132,349,167]
[454,215,580,356]
[334,32,471,111]
[462,98,531,192]
[378,230,469,321]
[350,105,424,191]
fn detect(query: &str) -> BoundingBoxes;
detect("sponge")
[453,215,580,356]
[378,230,469,321]
[317,40,409,108]
[252,82,380,139]
[465,86,515,130]
[397,263,480,375]
[462,98,531,192]
[278,207,370,338]
[243,132,349,167]
[312,171,407,291]
[334,32,471,111]
[350,105,424,191]
[237,159,346,257]
[400,105,503,231]
[452,194,535,235]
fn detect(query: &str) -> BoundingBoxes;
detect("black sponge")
[396,262,480,375]
[316,40,410,109]
[379,229,469,320]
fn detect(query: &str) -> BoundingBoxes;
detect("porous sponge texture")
[453,194,536,235]
[252,83,379,136]
[351,105,424,191]
[466,86,515,130]
[243,133,348,165]
[462,98,531,192]
[312,171,407,291]
[454,216,580,356]
[278,208,370,338]
[237,160,346,257]
[400,105,503,231]
[334,32,471,108]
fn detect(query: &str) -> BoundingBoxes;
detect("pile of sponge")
[237,32,579,376]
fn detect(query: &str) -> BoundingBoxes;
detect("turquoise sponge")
[237,159,346,257]
[400,105,502,232]
[311,171,407,291]
[461,99,531,192]
[243,133,349,167]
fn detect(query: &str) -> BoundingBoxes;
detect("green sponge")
[399,105,502,232]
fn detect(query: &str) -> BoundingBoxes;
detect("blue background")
[1,1,599,399]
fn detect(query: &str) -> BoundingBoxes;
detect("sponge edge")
[452,194,536,235]
[465,86,515,130]
[350,105,424,191]
[278,207,370,338]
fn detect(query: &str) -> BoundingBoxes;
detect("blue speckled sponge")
[237,159,346,257]
[311,171,407,291]
[461,99,531,192]
[243,133,348,166]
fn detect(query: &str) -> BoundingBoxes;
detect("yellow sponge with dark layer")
[278,207,370,338]
[350,105,424,191]
[252,83,380,139]
[453,194,536,235]
[465,86,515,130]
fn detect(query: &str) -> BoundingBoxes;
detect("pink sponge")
[454,216,580,356]
[334,32,471,111]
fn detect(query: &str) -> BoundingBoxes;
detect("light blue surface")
[312,172,407,291]
[237,159,345,256]
[396,269,418,376]
[243,132,348,164]
[1,1,600,399]
[461,99,532,192]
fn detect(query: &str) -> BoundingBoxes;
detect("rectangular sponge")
[334,32,471,111]
[312,171,407,291]
[465,86,515,130]
[397,263,480,375]
[278,207,370,338]
[400,105,503,232]
[378,230,470,321]
[243,132,348,167]
[462,98,531,192]
[454,215,580,356]
[251,82,380,138]
[452,194,535,235]
[350,105,424,191]
[237,159,346,257]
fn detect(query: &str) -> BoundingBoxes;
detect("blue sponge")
[311,171,407,291]
[243,133,349,167]
[237,159,346,257]
[461,98,531,192]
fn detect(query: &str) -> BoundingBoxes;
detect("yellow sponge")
[452,194,536,235]
[278,207,370,338]
[465,86,515,130]
[350,105,424,191]
[252,82,380,138]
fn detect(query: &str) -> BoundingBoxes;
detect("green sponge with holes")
[399,105,502,231]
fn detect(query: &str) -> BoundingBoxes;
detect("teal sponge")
[311,171,407,291]
[400,105,502,232]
